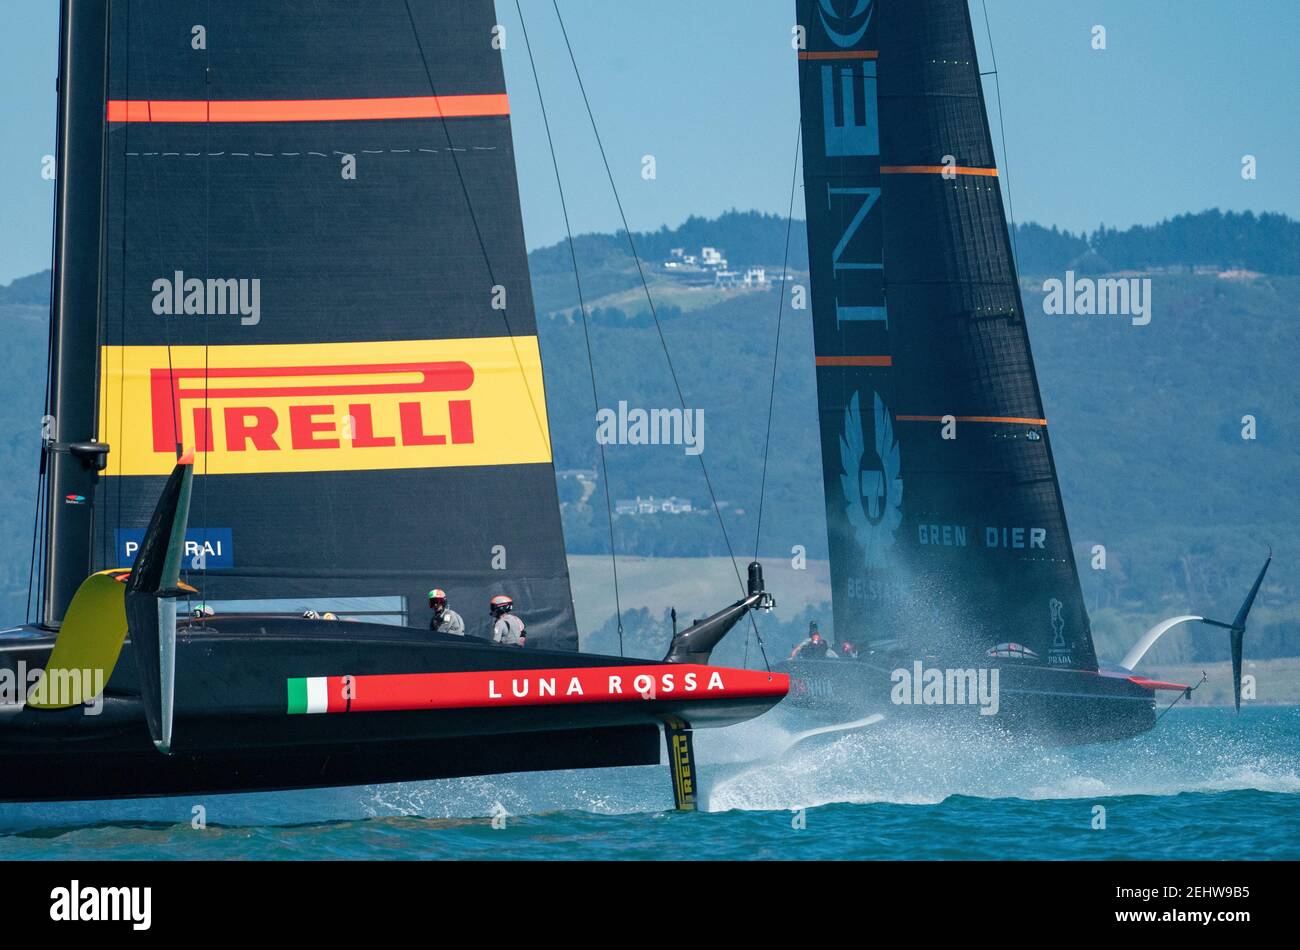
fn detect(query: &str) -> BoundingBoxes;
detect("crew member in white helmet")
[490,594,526,646]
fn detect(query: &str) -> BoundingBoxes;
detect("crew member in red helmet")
[428,588,465,636]
[790,621,837,660]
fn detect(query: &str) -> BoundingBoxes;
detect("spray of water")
[350,706,1300,820]
[2,708,1295,835]
[704,706,1300,813]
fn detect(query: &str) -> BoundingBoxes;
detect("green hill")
[1013,210,1300,276]
[1,208,1296,666]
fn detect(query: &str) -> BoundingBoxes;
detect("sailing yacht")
[780,0,1268,742]
[0,0,786,805]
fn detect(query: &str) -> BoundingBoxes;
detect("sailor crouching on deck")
[429,588,465,635]
[790,621,837,660]
[490,594,526,646]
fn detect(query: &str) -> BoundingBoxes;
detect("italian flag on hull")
[287,676,332,715]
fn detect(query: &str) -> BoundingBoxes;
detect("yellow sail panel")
[98,338,554,476]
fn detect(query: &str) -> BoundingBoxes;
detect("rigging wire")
[87,0,117,576]
[128,0,182,466]
[29,0,124,621]
[28,0,74,623]
[745,123,801,667]
[549,0,770,671]
[199,0,213,600]
[24,447,46,624]
[89,10,107,570]
[114,0,132,580]
[1155,673,1207,724]
[752,125,802,564]
[402,0,591,638]
[28,187,60,620]
[514,0,624,655]
[980,0,1020,268]
[401,0,553,454]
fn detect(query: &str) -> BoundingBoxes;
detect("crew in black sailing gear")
[490,594,526,646]
[790,622,836,660]
[839,640,859,659]
[429,588,465,636]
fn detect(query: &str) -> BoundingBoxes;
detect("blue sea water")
[2,706,1297,860]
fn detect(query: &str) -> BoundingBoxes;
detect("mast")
[42,0,112,627]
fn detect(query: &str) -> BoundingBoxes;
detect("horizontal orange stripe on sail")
[896,414,1047,425]
[880,165,999,177]
[106,94,510,123]
[815,356,893,367]
[797,50,879,60]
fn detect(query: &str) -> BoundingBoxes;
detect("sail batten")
[797,0,1097,670]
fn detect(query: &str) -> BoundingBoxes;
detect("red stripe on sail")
[880,165,998,177]
[797,50,879,60]
[896,414,1047,426]
[815,356,892,367]
[106,94,510,123]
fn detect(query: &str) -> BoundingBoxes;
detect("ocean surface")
[2,706,1297,860]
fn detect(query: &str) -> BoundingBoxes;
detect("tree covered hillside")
[0,208,1295,666]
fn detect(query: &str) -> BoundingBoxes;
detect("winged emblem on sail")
[840,390,903,569]
[817,0,875,47]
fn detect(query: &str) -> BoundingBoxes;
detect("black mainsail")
[796,0,1096,669]
[61,0,579,645]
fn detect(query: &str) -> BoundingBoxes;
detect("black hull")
[0,617,786,803]
[778,657,1158,745]
[0,718,660,804]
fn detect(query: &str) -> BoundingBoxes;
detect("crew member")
[790,621,836,660]
[429,588,465,636]
[838,639,860,659]
[302,609,342,621]
[490,595,526,646]
[191,603,214,619]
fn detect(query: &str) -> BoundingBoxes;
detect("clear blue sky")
[2,0,1297,284]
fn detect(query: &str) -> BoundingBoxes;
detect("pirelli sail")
[795,0,1098,670]
[48,0,578,647]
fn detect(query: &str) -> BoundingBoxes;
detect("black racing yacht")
[778,0,1268,743]
[0,0,786,806]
